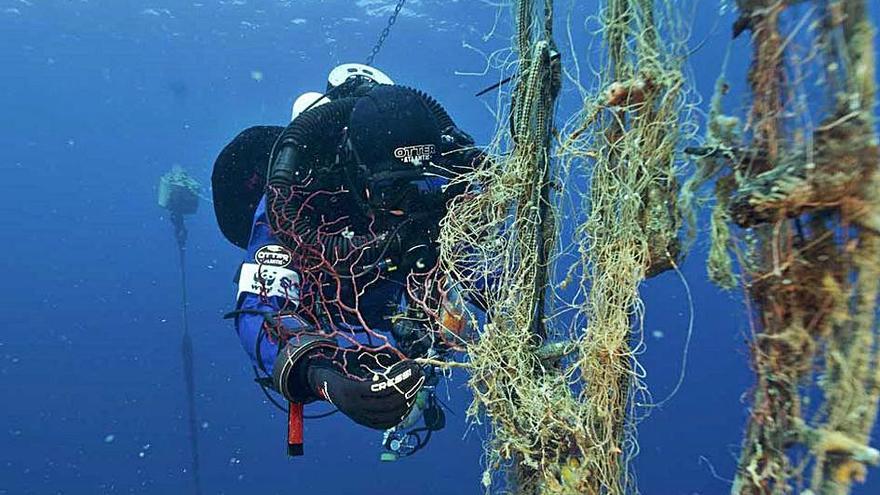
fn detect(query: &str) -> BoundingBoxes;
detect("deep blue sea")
[2,1,879,494]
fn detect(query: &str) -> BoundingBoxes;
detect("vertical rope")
[172,212,202,495]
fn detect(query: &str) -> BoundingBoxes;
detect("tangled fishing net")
[265,1,880,493]
[419,0,696,492]
[681,1,880,493]
[427,0,880,493]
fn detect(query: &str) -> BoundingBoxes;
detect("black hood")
[348,85,443,177]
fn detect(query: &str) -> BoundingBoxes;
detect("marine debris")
[435,0,692,492]
[684,1,880,493]
[433,0,879,493]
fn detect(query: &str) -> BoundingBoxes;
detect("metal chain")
[365,0,407,65]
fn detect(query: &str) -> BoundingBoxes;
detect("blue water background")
[1,1,878,494]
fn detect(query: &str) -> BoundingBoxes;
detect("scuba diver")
[211,63,484,457]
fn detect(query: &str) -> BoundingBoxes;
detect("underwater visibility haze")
[2,1,880,494]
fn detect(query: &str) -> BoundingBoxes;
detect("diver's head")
[327,63,394,99]
[346,85,449,224]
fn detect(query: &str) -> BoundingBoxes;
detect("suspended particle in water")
[104,434,115,444]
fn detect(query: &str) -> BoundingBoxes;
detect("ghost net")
[431,0,694,493]
[681,1,880,493]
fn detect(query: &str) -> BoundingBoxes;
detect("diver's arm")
[233,267,425,431]
[231,210,426,431]
[283,347,424,430]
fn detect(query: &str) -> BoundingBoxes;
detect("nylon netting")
[424,0,696,493]
[263,1,880,492]
[678,1,880,493]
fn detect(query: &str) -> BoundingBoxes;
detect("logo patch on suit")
[394,144,435,165]
[237,262,300,304]
[255,244,292,267]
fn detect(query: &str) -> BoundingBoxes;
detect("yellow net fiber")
[430,0,694,493]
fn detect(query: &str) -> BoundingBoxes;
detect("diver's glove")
[306,350,425,430]
[273,337,425,430]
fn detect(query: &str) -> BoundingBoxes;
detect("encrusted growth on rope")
[682,1,880,493]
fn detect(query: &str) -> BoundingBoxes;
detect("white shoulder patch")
[237,262,300,305]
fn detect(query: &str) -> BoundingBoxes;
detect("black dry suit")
[213,85,483,440]
[263,85,482,328]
